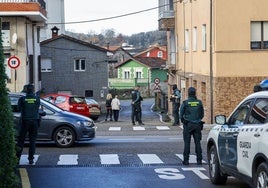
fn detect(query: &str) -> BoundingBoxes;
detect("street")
[18,98,249,188]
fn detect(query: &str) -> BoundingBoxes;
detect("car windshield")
[70,97,86,104]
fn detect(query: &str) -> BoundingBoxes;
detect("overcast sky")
[64,0,159,36]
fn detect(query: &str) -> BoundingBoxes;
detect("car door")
[218,99,253,170]
[236,98,268,177]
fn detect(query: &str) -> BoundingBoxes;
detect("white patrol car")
[207,91,268,187]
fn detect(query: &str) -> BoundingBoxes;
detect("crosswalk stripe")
[109,127,121,131]
[133,126,145,131]
[57,154,78,165]
[138,154,164,164]
[176,154,206,164]
[100,154,120,165]
[156,126,170,130]
[20,154,39,165]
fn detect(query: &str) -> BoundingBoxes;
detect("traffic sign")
[8,56,20,69]
[154,78,160,85]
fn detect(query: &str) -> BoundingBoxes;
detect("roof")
[115,57,166,69]
[134,45,167,57]
[40,34,109,53]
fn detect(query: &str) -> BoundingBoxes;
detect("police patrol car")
[207,91,268,187]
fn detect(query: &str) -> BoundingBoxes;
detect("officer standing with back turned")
[180,87,204,165]
[16,84,40,165]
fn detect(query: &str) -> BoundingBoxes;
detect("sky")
[64,0,159,36]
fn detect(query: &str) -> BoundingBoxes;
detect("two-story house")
[110,57,167,97]
[134,45,167,60]
[159,0,268,123]
[0,0,47,92]
[40,32,109,101]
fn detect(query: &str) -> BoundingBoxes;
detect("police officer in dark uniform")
[170,84,181,126]
[180,87,204,165]
[131,85,144,125]
[16,84,40,164]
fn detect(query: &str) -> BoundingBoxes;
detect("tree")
[0,29,19,187]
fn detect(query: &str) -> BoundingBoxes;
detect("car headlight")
[77,120,94,127]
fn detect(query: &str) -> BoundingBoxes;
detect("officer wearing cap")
[16,84,40,165]
[180,87,204,165]
[170,84,181,126]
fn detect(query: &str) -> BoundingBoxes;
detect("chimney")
[51,26,59,38]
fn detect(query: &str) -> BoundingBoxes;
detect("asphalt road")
[18,98,249,188]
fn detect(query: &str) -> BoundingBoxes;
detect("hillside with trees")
[66,29,167,49]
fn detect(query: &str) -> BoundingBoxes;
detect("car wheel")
[208,145,227,185]
[254,162,268,188]
[53,126,75,148]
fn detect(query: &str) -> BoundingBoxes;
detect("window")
[229,100,252,125]
[41,58,52,72]
[74,59,86,71]
[136,71,142,79]
[185,29,189,52]
[146,52,150,57]
[202,24,207,51]
[193,27,197,51]
[251,21,268,49]
[124,71,130,79]
[248,98,268,124]
[157,51,163,58]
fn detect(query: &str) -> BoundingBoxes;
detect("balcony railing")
[109,78,149,89]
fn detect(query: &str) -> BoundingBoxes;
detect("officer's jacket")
[131,90,142,104]
[18,93,40,120]
[180,97,204,123]
[173,89,181,103]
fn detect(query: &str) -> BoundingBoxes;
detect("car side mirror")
[215,115,226,125]
[39,110,46,117]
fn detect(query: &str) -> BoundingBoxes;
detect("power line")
[47,1,180,25]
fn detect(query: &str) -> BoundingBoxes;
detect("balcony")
[158,0,175,30]
[0,0,47,22]
[109,78,149,89]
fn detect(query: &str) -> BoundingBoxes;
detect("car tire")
[53,126,75,148]
[254,162,268,188]
[208,145,227,185]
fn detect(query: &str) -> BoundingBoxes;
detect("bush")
[0,33,19,187]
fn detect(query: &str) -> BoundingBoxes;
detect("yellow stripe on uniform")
[19,168,31,188]
[187,101,200,106]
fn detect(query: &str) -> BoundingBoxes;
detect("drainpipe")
[209,0,213,123]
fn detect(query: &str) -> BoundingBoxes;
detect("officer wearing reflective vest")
[180,87,204,165]
[16,84,40,165]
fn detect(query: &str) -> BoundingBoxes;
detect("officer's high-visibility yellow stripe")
[19,168,31,188]
[187,101,200,106]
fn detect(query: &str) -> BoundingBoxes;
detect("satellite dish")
[12,33,17,44]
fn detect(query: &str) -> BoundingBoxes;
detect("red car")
[42,94,90,118]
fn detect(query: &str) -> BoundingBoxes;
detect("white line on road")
[176,154,206,164]
[138,154,164,164]
[20,154,39,165]
[133,126,146,131]
[100,154,120,165]
[57,154,78,165]
[156,126,170,130]
[109,127,121,131]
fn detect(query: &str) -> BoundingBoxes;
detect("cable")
[47,1,180,25]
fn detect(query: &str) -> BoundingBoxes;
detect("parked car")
[85,98,101,120]
[9,93,96,147]
[42,94,90,118]
[207,91,268,187]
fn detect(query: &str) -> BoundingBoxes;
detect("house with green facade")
[109,57,167,95]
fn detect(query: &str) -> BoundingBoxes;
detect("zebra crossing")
[19,153,206,166]
[107,126,174,131]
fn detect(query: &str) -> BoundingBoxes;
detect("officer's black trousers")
[131,103,142,124]
[16,119,38,161]
[172,102,180,125]
[183,122,202,162]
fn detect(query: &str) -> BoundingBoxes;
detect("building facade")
[0,0,47,92]
[159,0,268,123]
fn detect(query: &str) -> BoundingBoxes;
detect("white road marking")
[57,154,78,165]
[156,126,170,130]
[109,127,121,131]
[133,126,146,131]
[20,154,39,165]
[138,154,164,164]
[100,154,120,165]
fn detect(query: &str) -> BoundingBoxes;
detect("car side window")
[229,100,252,125]
[248,98,268,124]
[55,96,66,104]
[41,105,54,115]
[9,96,20,112]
